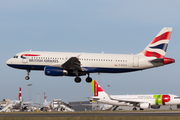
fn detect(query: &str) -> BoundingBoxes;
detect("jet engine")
[139,103,150,109]
[44,66,68,76]
[151,105,160,109]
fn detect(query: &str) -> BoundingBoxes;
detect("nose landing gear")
[25,70,31,80]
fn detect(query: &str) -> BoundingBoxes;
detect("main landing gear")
[25,70,31,80]
[74,73,92,83]
[74,76,81,83]
[169,105,172,110]
[86,73,92,83]
[133,107,137,110]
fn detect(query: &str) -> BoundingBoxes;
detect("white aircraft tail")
[142,27,172,58]
[44,92,47,102]
[91,80,111,101]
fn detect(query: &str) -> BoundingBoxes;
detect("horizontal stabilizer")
[149,58,164,63]
[149,57,175,66]
[88,97,100,101]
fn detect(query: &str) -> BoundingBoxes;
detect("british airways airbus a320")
[6,28,175,83]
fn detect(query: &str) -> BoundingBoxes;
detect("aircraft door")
[133,56,139,67]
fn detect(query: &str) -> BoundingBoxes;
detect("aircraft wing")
[61,57,81,70]
[110,98,142,105]
[50,57,82,71]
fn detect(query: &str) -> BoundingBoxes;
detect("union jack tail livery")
[142,27,174,65]
[142,27,172,58]
[19,87,22,101]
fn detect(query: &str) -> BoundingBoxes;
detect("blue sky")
[0,0,180,104]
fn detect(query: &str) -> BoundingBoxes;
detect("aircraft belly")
[7,64,46,70]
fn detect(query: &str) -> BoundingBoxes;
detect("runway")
[0,111,180,117]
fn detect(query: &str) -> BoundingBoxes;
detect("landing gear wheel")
[25,76,30,80]
[133,107,137,110]
[86,77,92,83]
[140,108,144,110]
[25,70,31,80]
[74,77,81,83]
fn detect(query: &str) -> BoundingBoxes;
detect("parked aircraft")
[0,87,32,112]
[88,80,180,110]
[8,87,22,109]
[40,92,59,111]
[6,27,175,83]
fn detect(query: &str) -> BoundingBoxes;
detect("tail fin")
[44,92,47,102]
[91,80,110,100]
[19,87,22,101]
[142,27,172,58]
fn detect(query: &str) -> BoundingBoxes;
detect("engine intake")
[44,66,68,76]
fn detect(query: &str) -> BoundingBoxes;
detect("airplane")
[88,80,180,110]
[8,87,22,109]
[0,87,32,112]
[40,92,59,111]
[6,27,175,83]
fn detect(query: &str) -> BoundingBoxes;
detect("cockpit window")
[13,55,18,58]
[174,97,180,99]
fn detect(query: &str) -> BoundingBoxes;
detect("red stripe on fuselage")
[21,54,40,56]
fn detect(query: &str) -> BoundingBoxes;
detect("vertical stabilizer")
[44,92,47,102]
[91,80,110,100]
[19,87,22,101]
[142,27,172,58]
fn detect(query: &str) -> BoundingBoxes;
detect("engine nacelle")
[44,66,68,76]
[151,105,160,109]
[82,67,99,73]
[139,103,150,109]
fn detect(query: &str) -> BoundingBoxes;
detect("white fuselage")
[6,51,159,75]
[95,94,180,107]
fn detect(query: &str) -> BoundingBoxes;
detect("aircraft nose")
[6,58,12,66]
